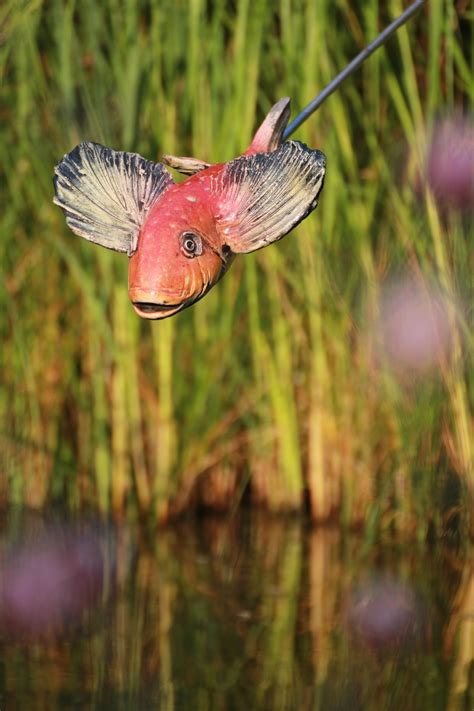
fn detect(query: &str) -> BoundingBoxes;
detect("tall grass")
[0,0,472,534]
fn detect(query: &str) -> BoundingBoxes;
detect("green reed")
[0,0,472,535]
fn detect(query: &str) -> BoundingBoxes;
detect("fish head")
[128,182,230,319]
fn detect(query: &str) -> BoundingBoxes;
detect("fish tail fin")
[246,98,291,155]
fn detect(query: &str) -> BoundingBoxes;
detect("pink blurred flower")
[346,576,426,652]
[0,524,108,638]
[426,117,474,210]
[378,277,456,375]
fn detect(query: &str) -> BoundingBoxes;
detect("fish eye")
[180,232,203,258]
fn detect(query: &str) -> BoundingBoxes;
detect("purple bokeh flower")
[0,523,111,638]
[346,576,426,652]
[426,117,474,211]
[377,277,457,376]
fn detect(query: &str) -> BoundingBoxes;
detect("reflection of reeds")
[254,518,303,708]
[1,514,469,707]
[0,1,472,532]
[445,564,474,711]
[307,528,341,689]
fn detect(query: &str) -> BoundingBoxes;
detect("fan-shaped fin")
[214,140,326,254]
[53,142,174,255]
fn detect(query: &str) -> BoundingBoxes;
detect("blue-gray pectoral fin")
[216,140,326,254]
[53,142,174,255]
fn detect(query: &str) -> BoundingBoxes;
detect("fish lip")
[132,301,184,319]
[130,260,233,320]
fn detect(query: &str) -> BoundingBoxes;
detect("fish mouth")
[130,263,231,320]
[132,301,184,319]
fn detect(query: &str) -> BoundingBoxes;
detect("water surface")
[0,509,472,710]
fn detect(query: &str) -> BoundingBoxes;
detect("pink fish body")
[54,98,325,319]
[128,163,229,318]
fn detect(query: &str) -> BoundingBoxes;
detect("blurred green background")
[0,0,472,536]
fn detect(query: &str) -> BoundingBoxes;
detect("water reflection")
[0,516,121,640]
[346,576,427,653]
[0,510,471,710]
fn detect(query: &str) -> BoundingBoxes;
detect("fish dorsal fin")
[53,142,174,255]
[161,154,212,175]
[246,97,291,154]
[214,140,326,254]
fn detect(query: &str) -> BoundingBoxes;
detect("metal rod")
[283,0,425,139]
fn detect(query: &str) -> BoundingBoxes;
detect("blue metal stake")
[283,0,426,139]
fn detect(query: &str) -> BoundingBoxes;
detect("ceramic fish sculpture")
[53,98,325,319]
